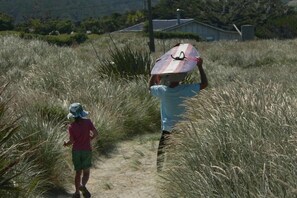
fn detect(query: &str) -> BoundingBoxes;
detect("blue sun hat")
[67,103,89,119]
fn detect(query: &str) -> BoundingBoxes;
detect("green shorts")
[72,150,92,171]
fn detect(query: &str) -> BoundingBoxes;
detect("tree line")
[0,10,145,35]
[1,0,297,39]
[153,0,297,39]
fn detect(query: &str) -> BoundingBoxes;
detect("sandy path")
[88,135,160,198]
[47,135,161,198]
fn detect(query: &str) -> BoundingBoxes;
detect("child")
[64,103,98,198]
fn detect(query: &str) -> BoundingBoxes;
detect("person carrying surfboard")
[64,103,98,198]
[148,57,208,171]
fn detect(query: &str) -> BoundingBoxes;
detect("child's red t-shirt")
[68,118,96,151]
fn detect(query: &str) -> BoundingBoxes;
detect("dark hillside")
[1,0,296,39]
[0,0,295,24]
[0,0,159,23]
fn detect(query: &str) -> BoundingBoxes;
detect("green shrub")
[256,14,297,39]
[0,13,14,31]
[70,33,88,44]
[98,44,152,79]
[152,31,201,41]
[19,32,43,40]
[19,32,88,46]
[44,35,74,46]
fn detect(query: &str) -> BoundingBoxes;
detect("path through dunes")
[47,134,161,198]
[88,135,160,198]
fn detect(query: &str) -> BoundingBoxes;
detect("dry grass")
[160,39,297,197]
[1,33,297,197]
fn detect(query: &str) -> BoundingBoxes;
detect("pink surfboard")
[151,43,199,75]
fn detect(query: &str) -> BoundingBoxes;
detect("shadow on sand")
[43,187,73,198]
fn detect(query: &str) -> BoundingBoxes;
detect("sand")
[47,135,161,198]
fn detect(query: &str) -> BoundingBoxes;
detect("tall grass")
[0,33,161,194]
[2,32,297,197]
[160,39,297,197]
[18,96,72,189]
[0,84,47,197]
[98,44,152,79]
[162,81,297,197]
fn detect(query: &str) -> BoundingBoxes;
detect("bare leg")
[80,168,91,197]
[157,131,171,172]
[74,170,82,193]
[82,168,90,186]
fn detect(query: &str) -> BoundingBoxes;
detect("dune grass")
[1,32,297,197]
[0,84,48,197]
[0,33,162,196]
[160,39,297,197]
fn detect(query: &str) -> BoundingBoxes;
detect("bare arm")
[90,128,98,140]
[197,57,208,90]
[63,135,74,147]
[148,75,161,90]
